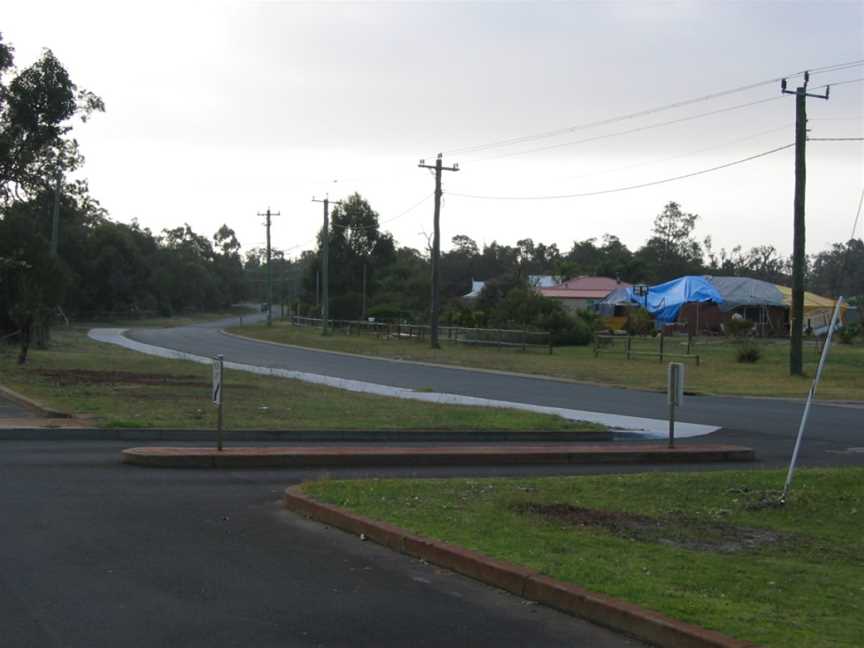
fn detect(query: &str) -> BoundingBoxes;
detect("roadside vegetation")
[304,467,864,648]
[0,328,600,432]
[230,321,864,400]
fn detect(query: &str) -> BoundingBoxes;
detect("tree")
[0,35,103,359]
[635,202,704,282]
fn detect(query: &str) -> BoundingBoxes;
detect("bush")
[726,317,754,338]
[624,308,653,336]
[550,316,593,346]
[837,323,861,345]
[735,339,762,363]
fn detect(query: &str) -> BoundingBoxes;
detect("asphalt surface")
[0,391,36,419]
[126,316,864,469]
[0,441,646,648]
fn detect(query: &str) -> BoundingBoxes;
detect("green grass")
[230,322,864,401]
[304,468,864,647]
[0,329,601,432]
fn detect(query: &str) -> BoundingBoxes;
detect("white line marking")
[88,328,719,438]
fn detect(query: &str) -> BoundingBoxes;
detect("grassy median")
[0,328,600,431]
[230,321,864,401]
[304,467,864,648]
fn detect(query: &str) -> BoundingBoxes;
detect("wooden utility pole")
[781,72,829,375]
[257,208,280,327]
[312,196,341,335]
[418,154,459,349]
[50,171,62,257]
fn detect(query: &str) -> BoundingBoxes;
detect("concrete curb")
[0,428,612,442]
[0,383,71,418]
[121,443,756,469]
[283,486,759,648]
[220,329,864,409]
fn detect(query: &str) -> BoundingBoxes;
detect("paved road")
[126,318,864,469]
[0,441,645,648]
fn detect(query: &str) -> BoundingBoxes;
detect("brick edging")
[284,486,759,648]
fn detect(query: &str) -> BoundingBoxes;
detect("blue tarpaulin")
[624,276,724,324]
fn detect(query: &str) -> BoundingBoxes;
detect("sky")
[4,1,863,261]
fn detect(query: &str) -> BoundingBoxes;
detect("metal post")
[213,354,224,452]
[782,297,844,502]
[668,401,675,449]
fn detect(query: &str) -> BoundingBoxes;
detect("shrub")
[735,339,762,363]
[726,317,754,338]
[550,316,593,346]
[624,308,653,336]
[837,323,861,345]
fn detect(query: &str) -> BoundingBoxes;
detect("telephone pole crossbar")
[780,72,830,376]
[418,153,459,349]
[257,208,280,327]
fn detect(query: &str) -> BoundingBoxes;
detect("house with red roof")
[540,276,630,312]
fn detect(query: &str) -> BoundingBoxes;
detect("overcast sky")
[5,1,863,260]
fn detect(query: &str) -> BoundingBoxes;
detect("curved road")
[127,316,864,468]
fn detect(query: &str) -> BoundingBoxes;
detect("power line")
[450,143,794,201]
[465,96,785,163]
[549,124,791,183]
[851,188,864,241]
[440,59,864,157]
[808,137,864,141]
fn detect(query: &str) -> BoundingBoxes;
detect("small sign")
[634,283,649,297]
[212,356,223,405]
[667,362,684,406]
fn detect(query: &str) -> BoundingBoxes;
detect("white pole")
[781,296,844,502]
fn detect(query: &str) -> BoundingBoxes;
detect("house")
[598,275,847,336]
[540,276,630,312]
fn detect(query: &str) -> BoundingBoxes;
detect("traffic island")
[283,485,758,648]
[121,443,755,468]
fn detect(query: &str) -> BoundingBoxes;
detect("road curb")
[283,486,759,648]
[120,443,756,468]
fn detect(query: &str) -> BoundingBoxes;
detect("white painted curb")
[88,328,719,438]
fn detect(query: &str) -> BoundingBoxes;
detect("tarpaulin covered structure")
[599,274,847,334]
[599,276,724,325]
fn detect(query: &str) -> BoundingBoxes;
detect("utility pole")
[312,196,341,335]
[418,153,459,349]
[50,171,62,257]
[781,72,829,375]
[257,208,280,327]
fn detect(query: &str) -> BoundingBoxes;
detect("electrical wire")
[851,188,864,241]
[449,143,793,201]
[282,193,433,254]
[546,123,792,183]
[466,96,784,163]
[808,137,864,142]
[439,59,864,157]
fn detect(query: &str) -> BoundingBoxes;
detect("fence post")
[593,334,599,358]
[626,335,632,360]
[659,331,665,362]
[523,329,527,352]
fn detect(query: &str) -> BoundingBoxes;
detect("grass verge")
[0,328,600,432]
[303,468,864,647]
[230,322,864,401]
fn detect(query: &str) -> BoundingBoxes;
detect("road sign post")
[212,354,224,451]
[667,362,684,449]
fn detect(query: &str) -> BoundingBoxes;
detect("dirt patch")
[513,502,789,554]
[30,368,211,387]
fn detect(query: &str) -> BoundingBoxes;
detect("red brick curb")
[121,443,755,468]
[283,486,760,648]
